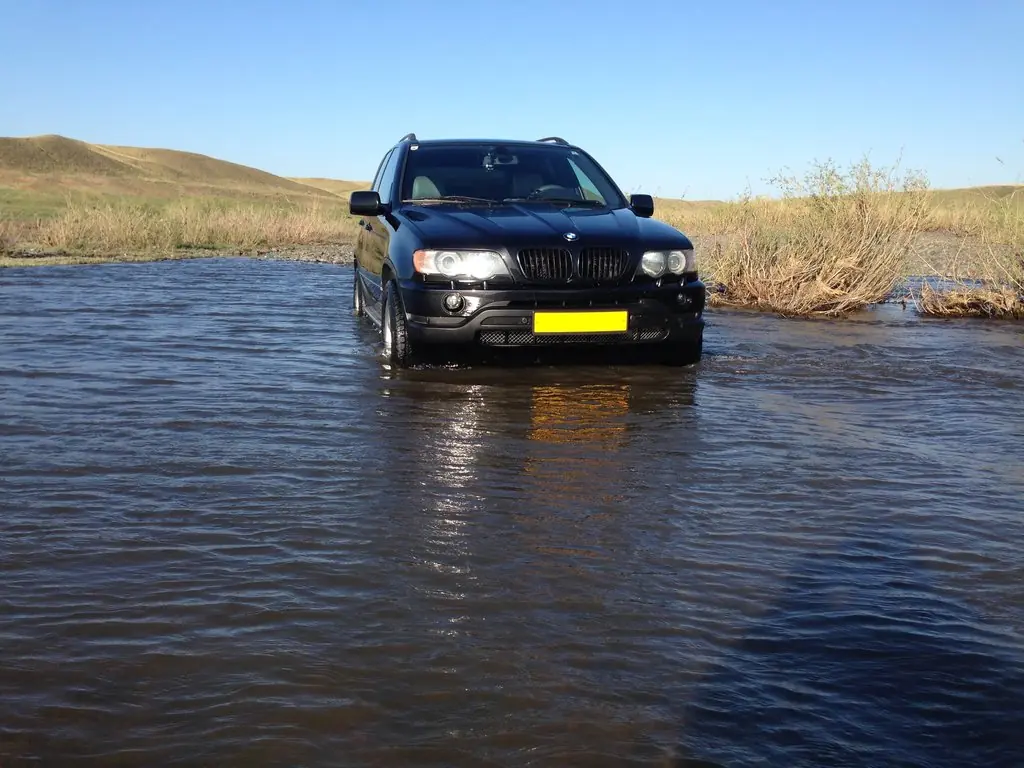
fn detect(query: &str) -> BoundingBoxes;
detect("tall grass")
[660,158,930,316]
[0,218,27,253]
[33,198,359,253]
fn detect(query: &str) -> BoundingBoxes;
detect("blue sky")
[2,0,1022,200]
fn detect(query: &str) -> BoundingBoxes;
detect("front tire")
[382,280,416,368]
[352,270,364,317]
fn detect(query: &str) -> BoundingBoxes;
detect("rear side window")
[370,149,392,192]
[376,149,402,204]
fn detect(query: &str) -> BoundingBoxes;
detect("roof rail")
[536,136,569,145]
[399,132,418,142]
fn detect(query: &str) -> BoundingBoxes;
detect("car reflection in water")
[523,382,631,493]
[376,363,701,576]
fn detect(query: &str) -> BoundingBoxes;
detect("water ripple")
[1,258,1023,766]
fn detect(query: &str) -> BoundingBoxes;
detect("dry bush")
[682,158,931,316]
[37,198,360,253]
[916,282,1023,318]
[914,234,1024,319]
[0,218,25,252]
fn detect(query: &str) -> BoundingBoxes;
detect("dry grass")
[656,158,931,316]
[27,198,359,254]
[287,177,369,198]
[0,218,26,253]
[912,225,1024,319]
[922,186,1024,243]
[915,282,1023,318]
[655,184,1024,243]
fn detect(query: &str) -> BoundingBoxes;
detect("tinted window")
[376,149,402,204]
[370,149,392,192]
[399,144,626,206]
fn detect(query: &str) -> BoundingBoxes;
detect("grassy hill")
[287,177,368,198]
[0,135,372,258]
[0,134,355,220]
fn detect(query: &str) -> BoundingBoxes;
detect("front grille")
[517,248,572,282]
[580,247,630,282]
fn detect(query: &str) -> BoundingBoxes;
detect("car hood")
[400,203,692,250]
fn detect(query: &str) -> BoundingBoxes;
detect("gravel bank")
[0,233,1008,278]
[0,243,355,268]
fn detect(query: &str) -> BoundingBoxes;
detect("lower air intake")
[479,329,671,346]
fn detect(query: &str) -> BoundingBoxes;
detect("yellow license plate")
[533,310,628,334]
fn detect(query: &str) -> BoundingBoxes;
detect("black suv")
[349,134,705,367]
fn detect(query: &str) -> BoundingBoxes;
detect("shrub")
[698,158,930,316]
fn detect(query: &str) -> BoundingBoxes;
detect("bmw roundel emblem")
[563,232,578,241]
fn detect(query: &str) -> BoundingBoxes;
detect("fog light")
[442,292,465,312]
[677,293,693,307]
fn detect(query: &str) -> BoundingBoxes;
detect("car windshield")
[399,144,627,207]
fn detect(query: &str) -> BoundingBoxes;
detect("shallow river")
[2,258,1023,767]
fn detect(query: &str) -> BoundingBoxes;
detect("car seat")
[411,175,442,198]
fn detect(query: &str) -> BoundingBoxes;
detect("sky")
[2,0,1022,200]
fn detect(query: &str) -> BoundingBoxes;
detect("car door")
[362,147,401,309]
[356,149,392,312]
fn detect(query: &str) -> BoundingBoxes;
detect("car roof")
[394,135,578,150]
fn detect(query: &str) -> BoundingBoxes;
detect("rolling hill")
[287,177,368,198]
[0,134,367,219]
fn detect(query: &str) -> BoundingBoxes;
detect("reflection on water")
[524,383,631,502]
[529,384,631,445]
[2,259,1024,767]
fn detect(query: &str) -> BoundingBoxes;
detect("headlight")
[640,248,696,277]
[640,251,667,277]
[413,249,510,280]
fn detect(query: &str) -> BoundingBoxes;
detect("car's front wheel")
[352,270,364,317]
[382,280,416,367]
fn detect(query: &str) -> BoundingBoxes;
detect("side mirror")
[629,193,654,218]
[350,190,384,216]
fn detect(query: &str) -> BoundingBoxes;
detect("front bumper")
[396,278,705,347]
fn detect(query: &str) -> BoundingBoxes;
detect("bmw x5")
[349,134,706,367]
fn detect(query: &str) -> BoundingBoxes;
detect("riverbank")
[0,243,356,268]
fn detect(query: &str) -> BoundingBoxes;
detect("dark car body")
[349,134,706,367]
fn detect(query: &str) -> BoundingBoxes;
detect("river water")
[2,257,1023,767]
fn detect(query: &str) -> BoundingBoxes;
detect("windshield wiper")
[502,197,606,207]
[402,196,498,206]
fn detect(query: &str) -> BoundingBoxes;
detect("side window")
[371,149,393,193]
[376,149,402,204]
[568,157,606,203]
